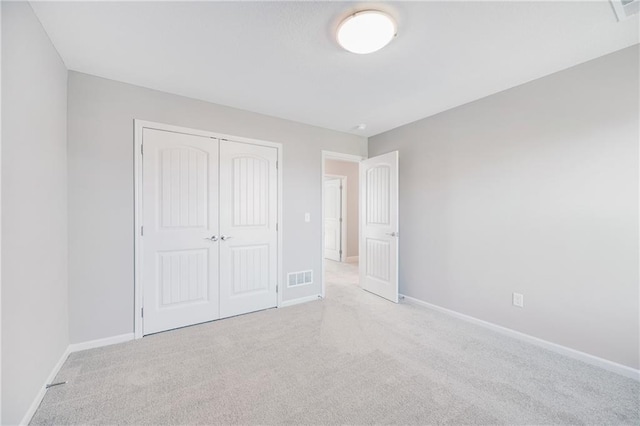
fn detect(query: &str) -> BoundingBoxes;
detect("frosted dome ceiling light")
[337,10,397,54]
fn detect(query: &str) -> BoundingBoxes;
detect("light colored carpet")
[31,260,639,425]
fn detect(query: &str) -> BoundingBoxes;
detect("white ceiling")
[31,1,638,137]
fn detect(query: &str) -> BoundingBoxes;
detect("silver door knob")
[220,235,233,241]
[386,232,399,237]
[204,235,219,242]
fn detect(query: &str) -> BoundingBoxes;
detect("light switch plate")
[304,213,310,222]
[512,292,524,308]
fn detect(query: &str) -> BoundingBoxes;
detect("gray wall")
[325,160,359,258]
[1,3,69,424]
[369,46,639,369]
[67,72,366,343]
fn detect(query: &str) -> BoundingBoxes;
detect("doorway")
[321,151,363,298]
[321,150,400,303]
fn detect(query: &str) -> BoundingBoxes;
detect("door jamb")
[134,119,283,339]
[321,151,364,299]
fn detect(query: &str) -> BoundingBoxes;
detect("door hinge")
[276,285,278,293]
[141,226,144,236]
[141,307,144,318]
[141,145,143,155]
[276,222,278,231]
[276,161,279,170]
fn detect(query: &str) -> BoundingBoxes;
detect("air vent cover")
[287,270,313,287]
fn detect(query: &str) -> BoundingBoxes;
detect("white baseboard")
[20,332,135,425]
[19,346,71,425]
[400,294,640,381]
[345,256,359,263]
[279,294,322,308]
[68,333,134,353]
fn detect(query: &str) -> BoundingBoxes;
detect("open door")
[360,151,399,303]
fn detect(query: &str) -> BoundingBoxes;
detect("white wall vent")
[611,0,639,20]
[287,270,313,287]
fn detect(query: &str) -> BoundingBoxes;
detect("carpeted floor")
[31,260,639,425]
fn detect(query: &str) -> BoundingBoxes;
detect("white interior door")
[219,140,278,318]
[360,151,399,303]
[324,178,342,261]
[142,128,220,335]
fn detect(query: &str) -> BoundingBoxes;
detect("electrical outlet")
[512,292,524,308]
[304,213,311,222]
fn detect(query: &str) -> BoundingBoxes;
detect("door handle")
[204,235,219,242]
[220,235,233,241]
[386,232,399,237]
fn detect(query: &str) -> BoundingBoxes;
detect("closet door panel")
[219,140,278,318]
[142,129,220,335]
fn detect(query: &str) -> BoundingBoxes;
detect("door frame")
[323,174,348,262]
[321,151,364,298]
[134,120,283,339]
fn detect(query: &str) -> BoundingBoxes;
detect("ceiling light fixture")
[337,10,397,54]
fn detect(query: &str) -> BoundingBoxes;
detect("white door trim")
[320,151,364,299]
[134,120,283,339]
[324,174,347,262]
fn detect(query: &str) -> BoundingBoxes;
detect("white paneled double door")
[141,128,278,335]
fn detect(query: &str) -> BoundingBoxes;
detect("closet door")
[142,129,219,335]
[219,140,278,318]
